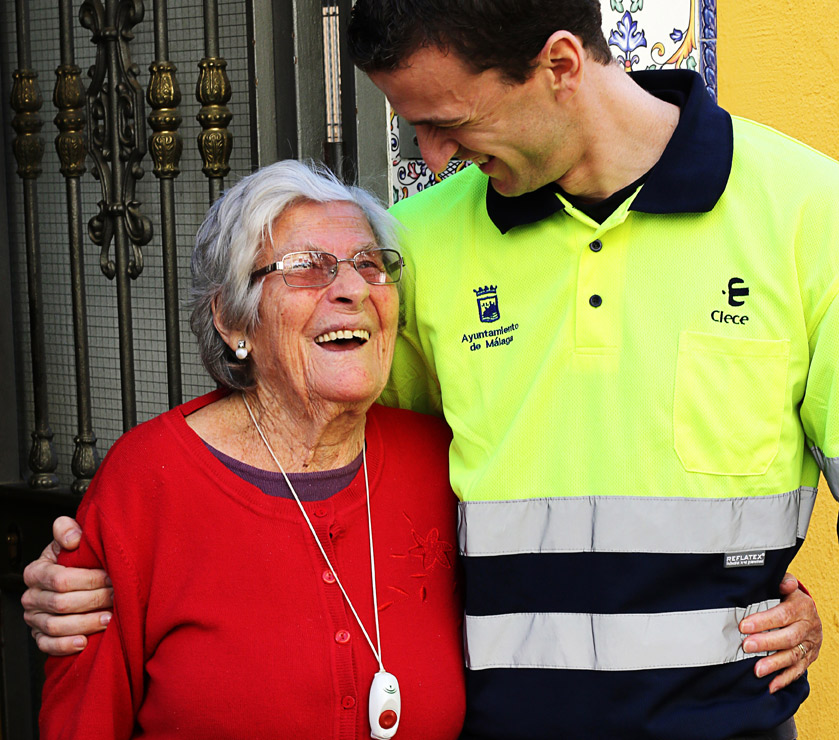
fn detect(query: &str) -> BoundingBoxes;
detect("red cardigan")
[40,392,465,739]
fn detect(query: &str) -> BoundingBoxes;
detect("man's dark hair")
[348,0,612,83]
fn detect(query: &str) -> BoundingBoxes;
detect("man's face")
[369,46,575,197]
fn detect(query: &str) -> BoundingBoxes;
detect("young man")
[346,2,836,738]
[23,2,833,739]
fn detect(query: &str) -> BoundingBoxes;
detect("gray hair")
[190,159,400,391]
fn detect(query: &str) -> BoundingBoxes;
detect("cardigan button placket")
[309,503,358,739]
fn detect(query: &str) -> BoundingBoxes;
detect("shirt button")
[335,629,351,644]
[322,570,336,584]
[589,239,603,252]
[589,294,603,308]
[314,507,328,518]
[342,695,356,709]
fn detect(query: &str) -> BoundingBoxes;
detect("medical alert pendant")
[369,671,401,739]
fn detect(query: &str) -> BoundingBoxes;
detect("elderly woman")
[37,160,465,739]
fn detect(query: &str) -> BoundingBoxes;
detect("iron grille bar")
[12,0,58,488]
[105,0,137,430]
[81,0,152,432]
[55,0,99,493]
[149,0,184,407]
[337,0,358,184]
[197,0,232,204]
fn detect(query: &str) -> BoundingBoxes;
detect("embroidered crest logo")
[474,285,500,323]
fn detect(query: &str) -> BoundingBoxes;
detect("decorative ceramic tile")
[389,0,716,203]
[602,0,716,94]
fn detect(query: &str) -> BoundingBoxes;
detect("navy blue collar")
[485,70,733,233]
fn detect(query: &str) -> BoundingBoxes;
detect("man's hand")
[21,516,113,656]
[739,572,821,693]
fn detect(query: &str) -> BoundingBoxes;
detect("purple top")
[206,443,363,502]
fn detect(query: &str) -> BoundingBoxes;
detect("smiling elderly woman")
[38,161,465,739]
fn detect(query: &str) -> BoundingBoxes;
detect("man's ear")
[536,30,585,100]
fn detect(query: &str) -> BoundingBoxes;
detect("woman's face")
[246,200,399,411]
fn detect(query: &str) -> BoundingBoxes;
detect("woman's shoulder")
[105,389,224,455]
[83,390,225,508]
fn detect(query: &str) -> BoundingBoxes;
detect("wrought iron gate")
[0,1,387,736]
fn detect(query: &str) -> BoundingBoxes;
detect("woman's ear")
[212,297,246,355]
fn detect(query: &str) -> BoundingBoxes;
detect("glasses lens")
[354,249,402,284]
[283,251,337,287]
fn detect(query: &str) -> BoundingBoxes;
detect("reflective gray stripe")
[811,446,839,502]
[458,488,817,556]
[464,600,778,672]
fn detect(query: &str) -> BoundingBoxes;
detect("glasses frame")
[249,248,404,288]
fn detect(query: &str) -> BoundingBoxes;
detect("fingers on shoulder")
[45,564,110,593]
[36,610,110,639]
[53,516,82,547]
[33,631,86,657]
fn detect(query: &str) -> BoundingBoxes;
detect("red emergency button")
[342,695,356,709]
[322,569,336,583]
[335,629,351,644]
[379,710,398,729]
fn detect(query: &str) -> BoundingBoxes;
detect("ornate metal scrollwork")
[29,428,59,489]
[148,60,182,178]
[81,0,152,280]
[11,69,45,180]
[196,57,232,179]
[71,432,99,495]
[53,64,87,177]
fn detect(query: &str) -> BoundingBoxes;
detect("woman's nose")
[328,260,370,303]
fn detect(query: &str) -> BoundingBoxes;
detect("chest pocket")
[673,331,790,476]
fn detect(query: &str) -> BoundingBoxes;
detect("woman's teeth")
[314,329,370,344]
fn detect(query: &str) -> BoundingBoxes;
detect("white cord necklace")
[242,395,401,739]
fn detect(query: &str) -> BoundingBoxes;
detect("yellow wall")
[718,2,839,734]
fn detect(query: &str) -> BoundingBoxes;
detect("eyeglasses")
[250,248,403,288]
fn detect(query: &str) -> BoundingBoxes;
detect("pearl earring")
[235,340,248,360]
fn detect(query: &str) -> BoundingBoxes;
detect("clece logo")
[712,277,750,325]
[474,285,500,323]
[725,277,749,307]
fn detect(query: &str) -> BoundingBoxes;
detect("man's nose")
[415,124,459,174]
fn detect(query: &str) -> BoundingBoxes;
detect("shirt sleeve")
[39,498,146,740]
[800,284,839,504]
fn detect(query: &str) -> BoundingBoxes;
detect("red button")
[322,570,336,584]
[335,629,351,644]
[379,710,398,729]
[314,507,328,518]
[342,695,356,709]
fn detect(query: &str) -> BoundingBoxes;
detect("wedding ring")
[796,643,807,658]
